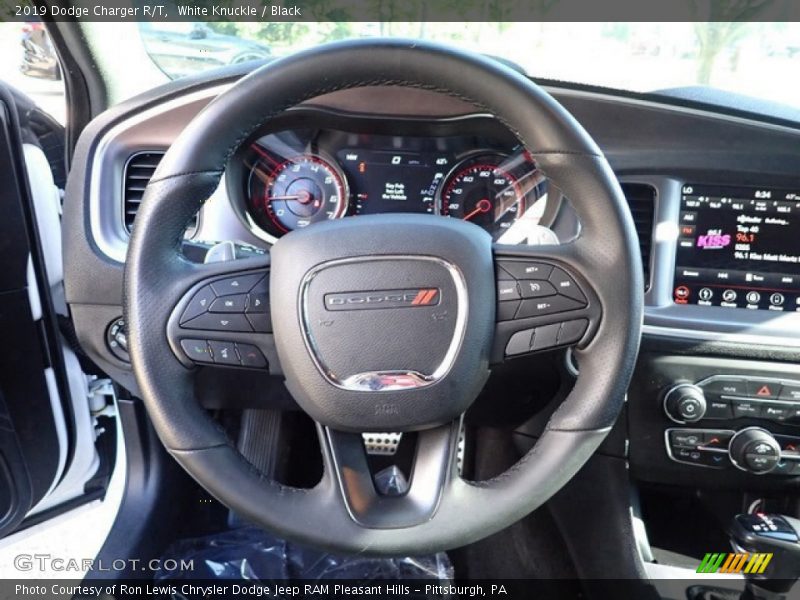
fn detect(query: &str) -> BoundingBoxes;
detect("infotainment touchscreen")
[673,183,800,311]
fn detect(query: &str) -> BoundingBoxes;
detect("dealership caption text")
[14,3,301,19]
[16,583,507,597]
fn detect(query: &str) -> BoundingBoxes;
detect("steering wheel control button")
[517,295,584,319]
[180,339,213,363]
[236,344,267,368]
[496,300,520,322]
[211,273,265,297]
[497,261,553,280]
[180,286,216,324]
[246,292,269,313]
[519,280,557,299]
[182,313,253,332]
[548,268,587,303]
[246,313,273,333]
[557,319,588,345]
[497,280,521,301]
[208,341,240,366]
[531,323,561,351]
[209,294,248,313]
[505,329,534,356]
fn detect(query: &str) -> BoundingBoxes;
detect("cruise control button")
[236,343,267,368]
[208,340,240,365]
[497,280,521,301]
[180,286,216,324]
[549,268,587,303]
[180,339,213,363]
[497,261,553,280]
[557,319,588,345]
[519,280,557,299]
[246,312,272,333]
[209,294,248,313]
[761,403,790,422]
[779,384,800,402]
[516,295,584,319]
[211,273,265,296]
[746,380,780,399]
[532,323,561,351]
[496,300,519,321]
[182,313,253,332]
[246,292,269,313]
[732,400,760,418]
[701,378,748,397]
[505,329,534,356]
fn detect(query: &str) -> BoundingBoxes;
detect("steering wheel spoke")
[492,240,602,362]
[319,420,461,529]
[164,258,279,373]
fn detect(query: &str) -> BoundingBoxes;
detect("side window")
[0,21,66,124]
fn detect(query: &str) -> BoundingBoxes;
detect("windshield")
[137,22,800,110]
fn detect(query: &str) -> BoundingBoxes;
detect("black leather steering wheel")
[124,39,642,554]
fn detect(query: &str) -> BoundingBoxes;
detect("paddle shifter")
[729,512,800,599]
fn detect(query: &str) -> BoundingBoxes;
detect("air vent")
[620,183,656,291]
[123,152,199,235]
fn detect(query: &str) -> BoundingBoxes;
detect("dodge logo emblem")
[324,288,440,311]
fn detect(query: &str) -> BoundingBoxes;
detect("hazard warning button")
[746,380,781,399]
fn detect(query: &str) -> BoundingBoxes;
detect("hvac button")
[180,339,213,364]
[669,430,704,449]
[746,381,780,399]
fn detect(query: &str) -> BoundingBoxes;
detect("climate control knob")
[729,427,781,474]
[664,384,707,423]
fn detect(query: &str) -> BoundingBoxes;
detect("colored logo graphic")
[696,233,732,249]
[697,552,772,574]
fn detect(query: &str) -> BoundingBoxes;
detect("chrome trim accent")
[728,427,781,475]
[662,383,705,424]
[299,255,468,392]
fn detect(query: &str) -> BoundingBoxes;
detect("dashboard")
[226,115,560,244]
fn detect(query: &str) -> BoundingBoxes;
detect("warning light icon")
[756,385,772,397]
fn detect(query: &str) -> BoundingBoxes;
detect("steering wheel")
[125,39,642,554]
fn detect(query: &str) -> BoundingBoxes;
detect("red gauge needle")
[462,198,492,221]
[270,190,313,204]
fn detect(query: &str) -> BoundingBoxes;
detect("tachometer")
[247,150,348,236]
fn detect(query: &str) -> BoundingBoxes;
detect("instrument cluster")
[230,121,561,244]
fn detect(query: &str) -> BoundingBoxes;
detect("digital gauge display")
[673,183,800,311]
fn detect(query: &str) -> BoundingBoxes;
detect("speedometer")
[247,150,348,237]
[438,152,553,243]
